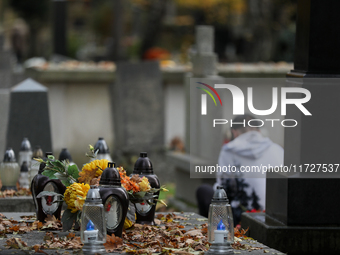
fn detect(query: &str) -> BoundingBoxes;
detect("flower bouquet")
[117,166,167,205]
[35,146,166,231]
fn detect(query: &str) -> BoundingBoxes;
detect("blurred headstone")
[0,34,13,158]
[112,61,164,152]
[6,78,52,156]
[111,61,167,180]
[191,26,218,77]
[0,89,10,159]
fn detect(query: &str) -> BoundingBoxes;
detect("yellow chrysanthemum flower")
[139,177,151,192]
[64,183,90,213]
[78,159,109,184]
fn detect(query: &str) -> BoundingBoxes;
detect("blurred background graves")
[0,0,294,211]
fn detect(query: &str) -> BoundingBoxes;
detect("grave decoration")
[18,138,32,169]
[98,162,129,238]
[0,148,20,190]
[92,137,112,161]
[31,152,66,222]
[18,161,30,189]
[35,145,167,232]
[80,185,106,254]
[131,152,161,225]
[30,146,43,183]
[206,186,234,255]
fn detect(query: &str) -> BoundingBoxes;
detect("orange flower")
[117,167,141,193]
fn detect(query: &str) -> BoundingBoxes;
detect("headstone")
[112,61,164,152]
[0,89,10,159]
[111,61,167,180]
[242,1,340,254]
[0,34,13,158]
[6,78,52,156]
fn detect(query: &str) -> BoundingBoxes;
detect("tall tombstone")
[6,78,52,156]
[242,1,340,254]
[0,34,13,158]
[111,61,165,176]
[0,89,10,159]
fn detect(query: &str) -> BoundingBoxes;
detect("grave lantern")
[0,148,20,190]
[58,148,78,170]
[81,186,106,254]
[206,186,234,255]
[99,162,129,237]
[31,152,65,222]
[132,152,160,225]
[19,138,33,168]
[18,161,30,189]
[30,146,43,182]
[92,137,112,161]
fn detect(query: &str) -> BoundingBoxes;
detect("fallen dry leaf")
[234,227,249,238]
[104,234,123,252]
[5,237,28,250]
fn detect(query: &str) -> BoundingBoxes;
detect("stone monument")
[111,61,167,180]
[6,78,52,157]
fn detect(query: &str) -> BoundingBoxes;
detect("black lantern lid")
[20,138,32,152]
[94,137,110,154]
[3,148,16,162]
[211,186,229,202]
[58,148,72,161]
[133,152,153,174]
[99,162,121,186]
[21,161,28,172]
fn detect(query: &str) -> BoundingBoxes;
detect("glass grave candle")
[206,186,234,255]
[19,138,33,168]
[0,148,20,190]
[30,146,43,183]
[18,161,30,189]
[81,186,106,254]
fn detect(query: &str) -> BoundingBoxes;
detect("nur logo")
[197,83,312,116]
[196,82,222,115]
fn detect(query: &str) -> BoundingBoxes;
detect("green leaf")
[61,179,73,187]
[55,172,69,181]
[61,209,77,232]
[134,191,146,197]
[67,165,79,180]
[42,170,58,179]
[47,155,55,160]
[37,191,62,198]
[51,160,66,171]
